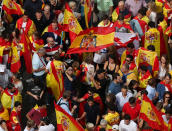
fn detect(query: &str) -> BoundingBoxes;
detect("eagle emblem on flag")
[61,116,69,130]
[68,16,77,31]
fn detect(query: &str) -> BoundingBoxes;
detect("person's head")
[106,93,116,104]
[125,55,133,65]
[84,55,93,64]
[148,1,156,12]
[141,90,148,98]
[37,48,46,56]
[128,80,138,91]
[161,54,169,65]
[12,28,20,39]
[118,13,124,22]
[35,9,42,20]
[157,13,164,24]
[52,19,58,30]
[87,96,94,107]
[44,4,51,14]
[124,114,131,125]
[108,54,117,64]
[107,103,116,112]
[23,12,29,22]
[165,108,172,120]
[69,1,76,11]
[163,91,171,102]
[26,120,35,128]
[66,66,74,76]
[121,86,128,96]
[86,123,94,131]
[112,124,119,131]
[113,73,121,83]
[96,69,105,80]
[100,119,107,129]
[0,64,6,74]
[121,63,129,73]
[7,83,16,93]
[167,0,172,6]
[129,97,136,107]
[148,78,156,87]
[126,43,134,53]
[14,101,22,112]
[87,87,95,96]
[118,1,125,11]
[147,45,155,51]
[50,0,56,6]
[63,90,71,100]
[47,36,55,46]
[148,21,156,28]
[53,52,61,60]
[102,15,109,25]
[33,31,41,40]
[140,65,148,74]
[164,73,171,84]
[137,8,144,19]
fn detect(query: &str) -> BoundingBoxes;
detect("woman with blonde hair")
[147,1,157,22]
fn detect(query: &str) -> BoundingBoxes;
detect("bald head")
[118,1,125,11]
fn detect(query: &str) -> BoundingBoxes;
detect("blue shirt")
[156,83,165,100]
[108,81,121,95]
[146,85,156,100]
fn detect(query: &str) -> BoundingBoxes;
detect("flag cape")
[138,70,152,89]
[63,3,83,42]
[163,3,172,20]
[46,60,64,101]
[20,32,32,73]
[141,16,150,24]
[136,48,159,76]
[84,0,92,28]
[155,0,166,13]
[9,42,21,73]
[29,36,44,52]
[0,46,6,63]
[140,94,164,130]
[2,0,24,15]
[67,27,115,54]
[55,103,84,131]
[165,26,172,36]
[112,7,131,22]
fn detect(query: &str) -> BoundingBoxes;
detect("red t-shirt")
[122,102,141,120]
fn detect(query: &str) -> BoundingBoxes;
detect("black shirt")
[84,103,100,125]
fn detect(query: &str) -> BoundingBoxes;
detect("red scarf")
[16,18,33,34]
[48,24,63,36]
[160,81,172,93]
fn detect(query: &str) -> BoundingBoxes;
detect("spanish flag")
[67,27,115,54]
[155,0,166,13]
[20,32,32,73]
[140,94,164,130]
[29,36,44,52]
[163,3,172,21]
[165,25,172,36]
[84,0,92,28]
[63,3,83,42]
[46,60,64,101]
[136,48,159,77]
[55,103,84,131]
[2,0,24,15]
[9,43,21,73]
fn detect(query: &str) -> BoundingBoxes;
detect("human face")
[161,56,166,64]
[121,88,127,96]
[44,6,50,14]
[23,15,28,22]
[52,22,58,30]
[127,47,134,54]
[124,120,130,125]
[121,65,128,73]
[97,73,105,80]
[125,58,131,64]
[16,105,22,112]
[119,3,124,11]
[47,38,55,46]
[67,67,73,76]
[165,76,171,84]
[88,101,94,107]
[109,57,114,64]
[165,94,170,101]
[166,113,171,120]
[133,83,138,89]
[71,4,76,11]
[116,76,122,83]
[103,19,109,25]
[35,12,42,20]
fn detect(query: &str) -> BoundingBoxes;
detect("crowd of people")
[0,0,172,130]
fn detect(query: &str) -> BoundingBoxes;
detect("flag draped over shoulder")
[84,0,92,28]
[20,32,32,73]
[55,103,84,131]
[2,0,24,15]
[46,60,64,101]
[67,27,115,54]
[140,94,164,130]
[63,3,83,42]
[136,48,159,76]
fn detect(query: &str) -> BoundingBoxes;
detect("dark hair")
[23,11,29,16]
[122,86,128,90]
[142,7,148,16]
[165,108,172,114]
[127,43,134,49]
[33,31,41,39]
[128,80,138,94]
[63,90,71,99]
[88,87,95,93]
[53,52,61,60]
[113,73,120,80]
[148,21,156,28]
[13,28,20,39]
[124,114,131,120]
[126,54,133,61]
[147,45,155,51]
[107,103,116,111]
[148,78,156,87]
[141,90,148,95]
[14,101,21,107]
[118,13,124,21]
[36,9,42,13]
[99,128,106,131]
[140,65,148,72]
[163,91,171,101]
[157,13,164,24]
[87,96,94,102]
[0,120,6,125]
[108,54,117,64]
[138,8,145,16]
[7,83,14,89]
[34,77,41,86]
[129,97,136,104]
[102,15,109,20]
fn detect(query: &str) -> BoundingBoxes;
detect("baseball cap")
[112,125,119,130]
[0,64,6,72]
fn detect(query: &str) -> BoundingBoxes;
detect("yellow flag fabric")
[55,103,84,131]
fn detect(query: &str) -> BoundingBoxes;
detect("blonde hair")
[148,1,157,12]
[69,1,76,8]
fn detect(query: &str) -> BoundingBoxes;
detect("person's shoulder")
[130,120,137,126]
[116,92,122,97]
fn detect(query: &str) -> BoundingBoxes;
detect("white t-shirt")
[24,127,35,131]
[38,124,55,131]
[0,126,5,131]
[119,120,137,131]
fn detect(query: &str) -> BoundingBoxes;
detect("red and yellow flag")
[84,0,92,28]
[46,60,64,101]
[63,3,83,42]
[67,27,115,54]
[55,103,84,131]
[2,0,24,15]
[20,32,32,73]
[140,94,164,130]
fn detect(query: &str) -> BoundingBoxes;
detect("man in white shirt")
[119,114,137,131]
[116,86,133,112]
